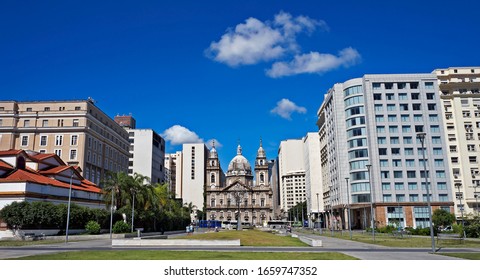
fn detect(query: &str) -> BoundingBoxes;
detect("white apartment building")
[303,132,323,227]
[278,139,306,215]
[317,74,454,230]
[181,143,208,210]
[127,129,165,184]
[435,67,480,218]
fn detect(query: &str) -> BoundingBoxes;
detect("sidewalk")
[294,231,476,260]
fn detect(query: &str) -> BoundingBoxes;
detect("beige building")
[436,67,480,218]
[0,99,130,186]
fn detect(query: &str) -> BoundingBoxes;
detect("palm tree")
[128,173,151,232]
[102,171,129,238]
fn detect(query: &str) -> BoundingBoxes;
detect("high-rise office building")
[0,99,130,186]
[317,74,454,230]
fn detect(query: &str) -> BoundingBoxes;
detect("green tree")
[432,208,455,231]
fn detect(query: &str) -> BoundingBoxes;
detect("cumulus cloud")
[206,138,223,149]
[205,11,324,67]
[162,125,203,146]
[266,47,361,78]
[270,98,307,120]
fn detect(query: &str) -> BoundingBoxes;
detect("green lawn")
[176,229,308,247]
[0,239,63,247]
[305,230,480,248]
[11,251,357,260]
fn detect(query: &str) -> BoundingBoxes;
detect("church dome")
[227,145,252,175]
[209,140,218,158]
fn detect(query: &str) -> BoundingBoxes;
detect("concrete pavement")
[1,230,478,260]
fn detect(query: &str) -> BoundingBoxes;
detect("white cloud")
[162,125,203,146]
[266,47,361,78]
[206,11,324,67]
[270,98,307,120]
[206,138,223,149]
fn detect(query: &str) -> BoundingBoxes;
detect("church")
[205,141,274,227]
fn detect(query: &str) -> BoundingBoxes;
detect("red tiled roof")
[0,169,101,194]
[39,166,72,175]
[0,149,24,156]
[0,160,13,170]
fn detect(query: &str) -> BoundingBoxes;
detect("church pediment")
[224,181,252,192]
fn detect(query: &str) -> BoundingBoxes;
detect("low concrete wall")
[112,239,241,247]
[298,236,322,247]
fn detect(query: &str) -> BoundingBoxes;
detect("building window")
[73,119,79,127]
[40,135,47,146]
[408,183,418,190]
[55,135,63,146]
[70,149,77,160]
[407,171,416,178]
[409,194,419,202]
[71,135,78,146]
[44,107,50,111]
[54,149,62,157]
[383,194,392,202]
[21,135,28,146]
[382,183,391,190]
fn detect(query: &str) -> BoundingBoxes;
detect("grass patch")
[437,253,480,260]
[176,229,308,247]
[11,250,357,260]
[303,230,480,248]
[0,239,63,247]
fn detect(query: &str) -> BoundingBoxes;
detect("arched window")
[260,173,265,183]
[211,173,215,183]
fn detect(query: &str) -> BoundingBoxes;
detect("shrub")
[85,220,101,235]
[113,221,130,233]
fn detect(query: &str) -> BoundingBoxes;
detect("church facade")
[205,141,274,226]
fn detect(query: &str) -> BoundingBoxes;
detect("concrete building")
[435,67,480,218]
[181,143,208,211]
[317,74,454,230]
[277,139,306,217]
[126,129,165,184]
[0,99,130,186]
[303,132,323,227]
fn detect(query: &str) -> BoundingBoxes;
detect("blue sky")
[1,0,479,170]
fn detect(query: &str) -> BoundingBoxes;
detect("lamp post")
[233,190,245,231]
[472,182,479,217]
[316,192,321,232]
[417,132,435,254]
[345,177,352,240]
[455,183,466,239]
[131,189,136,233]
[65,170,74,244]
[366,164,375,242]
[109,186,115,239]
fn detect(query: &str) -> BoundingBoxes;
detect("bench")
[391,230,411,238]
[437,233,464,244]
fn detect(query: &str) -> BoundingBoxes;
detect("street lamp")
[455,183,466,239]
[345,177,352,240]
[366,164,375,242]
[472,181,479,217]
[233,190,245,231]
[65,170,74,244]
[131,189,136,233]
[417,132,435,254]
[316,192,321,232]
[109,186,115,239]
